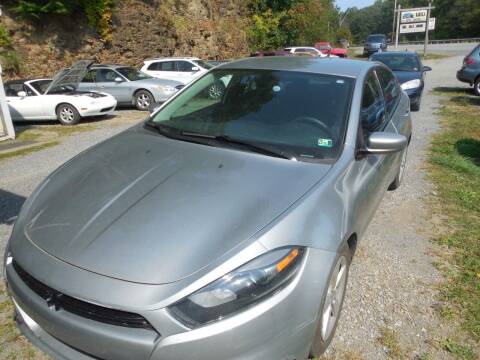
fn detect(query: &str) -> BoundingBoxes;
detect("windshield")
[193,60,214,70]
[367,35,385,43]
[116,67,152,81]
[30,80,52,94]
[149,69,354,161]
[371,54,420,71]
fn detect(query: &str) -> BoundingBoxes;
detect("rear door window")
[160,61,176,71]
[375,67,400,118]
[176,61,195,72]
[361,72,386,134]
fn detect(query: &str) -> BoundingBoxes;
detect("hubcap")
[320,256,348,341]
[137,93,151,109]
[208,83,223,99]
[60,107,74,123]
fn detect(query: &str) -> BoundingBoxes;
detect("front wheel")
[310,247,351,357]
[134,90,154,111]
[56,103,80,125]
[388,145,408,191]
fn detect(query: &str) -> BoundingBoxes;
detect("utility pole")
[424,0,433,56]
[391,0,398,43]
[395,4,401,49]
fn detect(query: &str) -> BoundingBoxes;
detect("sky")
[336,0,375,11]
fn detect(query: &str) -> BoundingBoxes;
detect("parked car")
[4,61,117,125]
[370,51,431,111]
[141,57,214,85]
[284,46,328,57]
[77,64,183,111]
[5,57,411,360]
[250,50,291,57]
[314,42,348,57]
[363,34,388,56]
[456,43,480,96]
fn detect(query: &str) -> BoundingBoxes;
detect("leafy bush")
[10,0,114,40]
[0,24,20,75]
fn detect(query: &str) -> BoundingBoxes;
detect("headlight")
[168,247,305,328]
[401,79,421,90]
[158,85,176,93]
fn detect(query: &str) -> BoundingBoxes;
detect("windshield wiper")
[180,131,294,160]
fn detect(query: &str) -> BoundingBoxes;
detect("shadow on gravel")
[455,138,480,167]
[433,86,475,94]
[0,190,26,225]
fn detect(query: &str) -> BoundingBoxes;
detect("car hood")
[20,127,331,284]
[393,71,422,84]
[132,78,183,88]
[46,60,94,94]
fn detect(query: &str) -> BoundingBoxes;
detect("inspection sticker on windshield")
[318,138,333,148]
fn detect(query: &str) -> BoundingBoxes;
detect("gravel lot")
[0,55,475,359]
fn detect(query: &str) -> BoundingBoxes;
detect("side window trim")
[375,67,401,127]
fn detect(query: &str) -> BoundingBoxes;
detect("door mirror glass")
[422,66,432,72]
[115,77,124,83]
[17,91,27,97]
[191,66,200,72]
[365,132,407,154]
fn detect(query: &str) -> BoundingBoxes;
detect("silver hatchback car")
[4,57,411,359]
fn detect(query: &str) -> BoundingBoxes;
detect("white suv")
[141,57,214,84]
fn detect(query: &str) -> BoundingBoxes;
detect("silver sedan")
[77,65,184,111]
[4,56,411,359]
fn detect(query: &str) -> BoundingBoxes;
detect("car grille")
[12,260,156,331]
[100,106,115,112]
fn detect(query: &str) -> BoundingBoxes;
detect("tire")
[56,103,80,125]
[474,77,480,96]
[309,245,351,358]
[388,144,408,191]
[207,81,226,100]
[410,97,421,112]
[134,90,154,111]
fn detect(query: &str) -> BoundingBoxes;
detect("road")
[0,53,474,359]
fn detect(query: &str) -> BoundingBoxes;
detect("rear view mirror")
[115,77,123,83]
[423,66,432,72]
[365,132,407,154]
[17,91,27,97]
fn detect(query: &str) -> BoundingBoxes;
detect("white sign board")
[400,22,426,33]
[401,10,427,23]
[400,18,436,33]
[0,65,16,140]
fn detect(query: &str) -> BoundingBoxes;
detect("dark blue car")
[370,51,431,111]
[456,43,480,96]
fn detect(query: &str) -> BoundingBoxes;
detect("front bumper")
[149,87,178,103]
[78,98,117,117]
[6,247,336,360]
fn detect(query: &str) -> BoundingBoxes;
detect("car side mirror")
[422,66,432,72]
[191,66,200,72]
[365,132,407,154]
[17,91,27,98]
[115,77,124,83]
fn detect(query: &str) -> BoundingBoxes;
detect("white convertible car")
[4,61,117,125]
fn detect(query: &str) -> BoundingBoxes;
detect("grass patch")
[443,339,476,359]
[0,141,59,161]
[420,53,450,60]
[377,327,404,359]
[428,88,480,349]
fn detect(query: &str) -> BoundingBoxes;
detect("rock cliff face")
[1,0,249,78]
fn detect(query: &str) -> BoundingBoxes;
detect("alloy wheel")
[137,93,151,109]
[320,256,348,341]
[60,107,75,123]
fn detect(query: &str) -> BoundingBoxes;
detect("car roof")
[371,51,419,57]
[91,64,129,69]
[144,57,200,63]
[218,56,373,78]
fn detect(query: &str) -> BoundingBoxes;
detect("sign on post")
[0,64,16,140]
[399,19,435,34]
[401,10,427,23]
